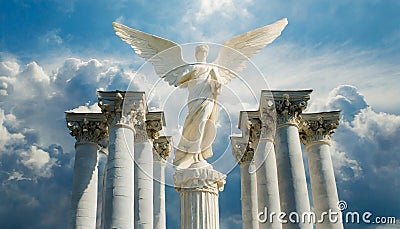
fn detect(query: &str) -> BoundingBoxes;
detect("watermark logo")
[337,200,347,211]
[258,200,398,225]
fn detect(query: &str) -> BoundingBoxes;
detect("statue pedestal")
[173,161,226,229]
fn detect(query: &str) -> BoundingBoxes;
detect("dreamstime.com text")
[258,201,397,225]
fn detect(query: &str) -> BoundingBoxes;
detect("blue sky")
[0,0,399,228]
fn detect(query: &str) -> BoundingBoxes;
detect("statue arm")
[210,68,222,95]
[176,65,195,88]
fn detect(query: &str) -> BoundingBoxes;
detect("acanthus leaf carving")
[299,113,340,145]
[98,92,147,144]
[67,118,108,145]
[232,141,254,164]
[260,102,277,139]
[132,101,147,144]
[146,120,163,140]
[275,93,308,126]
[153,137,172,161]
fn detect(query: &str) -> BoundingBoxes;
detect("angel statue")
[112,18,288,169]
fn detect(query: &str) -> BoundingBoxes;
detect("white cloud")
[352,107,400,143]
[0,56,144,180]
[0,107,59,179]
[195,0,252,23]
[0,60,19,76]
[0,57,145,150]
[20,146,57,178]
[66,102,101,113]
[0,61,52,103]
[21,62,50,84]
[330,147,362,181]
[0,108,26,154]
[178,0,254,42]
[7,171,30,181]
[326,85,368,120]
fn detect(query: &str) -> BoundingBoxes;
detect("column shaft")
[96,151,107,229]
[300,111,342,228]
[307,143,342,228]
[256,140,282,229]
[275,125,312,229]
[241,162,260,229]
[103,127,135,228]
[69,143,99,229]
[153,160,166,229]
[66,112,108,229]
[232,135,260,229]
[134,141,154,229]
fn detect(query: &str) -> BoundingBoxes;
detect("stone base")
[173,161,226,229]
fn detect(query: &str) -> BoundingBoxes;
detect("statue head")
[195,44,209,62]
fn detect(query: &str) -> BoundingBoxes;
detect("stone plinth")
[174,161,226,229]
[299,111,343,229]
[98,90,146,229]
[263,90,313,229]
[66,112,108,229]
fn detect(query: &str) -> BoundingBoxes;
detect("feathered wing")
[213,18,288,84]
[112,22,188,86]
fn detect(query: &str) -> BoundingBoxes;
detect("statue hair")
[196,44,209,54]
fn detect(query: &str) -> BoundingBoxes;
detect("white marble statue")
[113,18,288,169]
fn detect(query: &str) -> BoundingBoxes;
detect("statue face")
[195,45,209,62]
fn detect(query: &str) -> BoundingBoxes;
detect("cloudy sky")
[0,0,399,228]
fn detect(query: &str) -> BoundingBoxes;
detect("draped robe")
[172,64,222,169]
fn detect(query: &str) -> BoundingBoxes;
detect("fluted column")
[232,135,259,229]
[134,141,153,229]
[98,91,146,229]
[174,161,226,229]
[299,112,343,229]
[264,90,312,229]
[96,147,108,229]
[256,98,282,229]
[153,136,172,229]
[66,112,108,229]
[134,112,164,229]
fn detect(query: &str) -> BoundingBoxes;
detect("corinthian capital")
[153,136,172,161]
[262,90,312,127]
[146,111,165,140]
[238,111,261,146]
[299,111,340,146]
[66,112,108,146]
[97,91,146,135]
[231,136,254,164]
